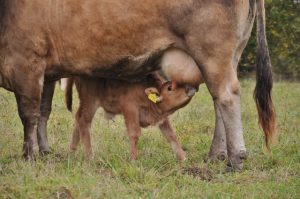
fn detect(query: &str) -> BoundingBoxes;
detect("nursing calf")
[66,74,197,160]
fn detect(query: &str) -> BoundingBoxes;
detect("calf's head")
[145,81,196,113]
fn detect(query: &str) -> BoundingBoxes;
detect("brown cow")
[0,0,275,170]
[65,73,197,160]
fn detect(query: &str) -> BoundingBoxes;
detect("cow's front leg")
[15,91,42,160]
[123,108,141,160]
[37,81,55,155]
[206,104,227,162]
[159,118,186,161]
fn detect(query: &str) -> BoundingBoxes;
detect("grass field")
[0,80,299,198]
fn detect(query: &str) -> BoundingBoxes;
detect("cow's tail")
[65,78,74,112]
[254,0,276,149]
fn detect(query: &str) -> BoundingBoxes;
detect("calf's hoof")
[204,151,227,163]
[130,153,138,161]
[226,150,247,172]
[176,150,187,162]
[85,153,94,161]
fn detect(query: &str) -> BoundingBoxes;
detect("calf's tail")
[254,0,276,149]
[65,78,74,112]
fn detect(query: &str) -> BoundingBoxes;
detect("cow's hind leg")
[203,62,246,170]
[185,9,248,170]
[37,81,55,155]
[187,45,246,170]
[194,59,246,170]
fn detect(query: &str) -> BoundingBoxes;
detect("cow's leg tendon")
[206,103,227,162]
[159,119,186,161]
[37,81,55,154]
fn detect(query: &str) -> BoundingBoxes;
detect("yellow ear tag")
[148,93,158,103]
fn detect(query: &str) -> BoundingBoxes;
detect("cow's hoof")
[23,153,35,161]
[204,151,227,163]
[226,150,247,172]
[225,161,244,172]
[39,150,51,156]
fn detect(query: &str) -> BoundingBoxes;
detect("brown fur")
[66,74,196,160]
[0,0,275,167]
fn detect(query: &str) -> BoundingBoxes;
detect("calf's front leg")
[158,118,186,161]
[123,108,141,160]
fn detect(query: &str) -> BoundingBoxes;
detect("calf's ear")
[145,87,163,103]
[145,87,160,96]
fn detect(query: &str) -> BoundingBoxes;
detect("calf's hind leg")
[70,100,98,159]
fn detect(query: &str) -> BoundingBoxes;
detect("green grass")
[0,80,299,199]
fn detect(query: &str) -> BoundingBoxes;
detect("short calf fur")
[66,74,197,160]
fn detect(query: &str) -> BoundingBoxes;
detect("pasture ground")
[0,80,299,198]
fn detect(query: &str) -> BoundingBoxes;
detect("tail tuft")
[254,0,276,149]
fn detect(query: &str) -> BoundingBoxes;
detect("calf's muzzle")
[185,85,196,97]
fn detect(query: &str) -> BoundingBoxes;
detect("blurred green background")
[240,0,300,79]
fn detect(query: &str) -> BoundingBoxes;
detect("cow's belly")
[45,0,181,79]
